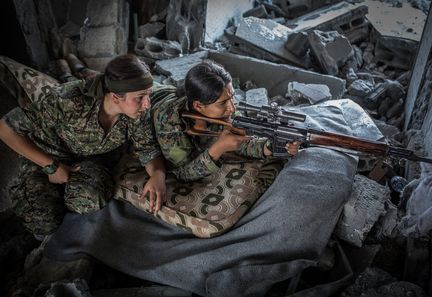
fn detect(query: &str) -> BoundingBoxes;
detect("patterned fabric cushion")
[115,153,282,238]
[0,55,58,107]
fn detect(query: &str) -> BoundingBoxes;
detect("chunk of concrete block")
[235,17,304,67]
[347,79,374,97]
[308,30,353,75]
[154,51,209,86]
[286,81,331,105]
[135,37,182,60]
[286,2,369,43]
[243,5,268,19]
[245,88,268,107]
[363,0,426,43]
[335,174,390,247]
[285,32,309,57]
[208,51,346,99]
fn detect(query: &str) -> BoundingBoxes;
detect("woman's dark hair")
[182,60,232,105]
[105,54,150,81]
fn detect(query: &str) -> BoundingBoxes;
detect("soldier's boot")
[78,67,100,79]
[65,53,86,75]
[65,53,99,79]
[55,59,78,83]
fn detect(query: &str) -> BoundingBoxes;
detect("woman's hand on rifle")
[208,129,250,161]
[286,141,301,156]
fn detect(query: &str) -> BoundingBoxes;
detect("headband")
[104,72,153,94]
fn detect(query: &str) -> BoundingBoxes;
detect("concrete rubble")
[335,174,390,247]
[286,1,370,44]
[2,0,432,296]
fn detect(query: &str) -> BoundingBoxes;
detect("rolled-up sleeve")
[237,137,268,159]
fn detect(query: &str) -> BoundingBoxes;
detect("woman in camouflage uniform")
[151,60,300,182]
[0,54,166,237]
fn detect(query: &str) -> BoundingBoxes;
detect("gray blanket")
[46,148,357,297]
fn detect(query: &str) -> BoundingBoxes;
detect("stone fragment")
[347,79,374,97]
[154,51,209,86]
[286,2,369,43]
[243,5,268,19]
[134,37,182,60]
[335,174,390,247]
[284,32,309,58]
[286,82,331,105]
[308,30,353,75]
[245,88,269,107]
[234,17,304,67]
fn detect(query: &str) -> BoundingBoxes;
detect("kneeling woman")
[151,60,300,183]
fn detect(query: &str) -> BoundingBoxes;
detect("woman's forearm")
[145,155,166,177]
[0,119,54,167]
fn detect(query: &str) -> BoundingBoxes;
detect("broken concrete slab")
[285,2,369,43]
[374,38,417,70]
[308,30,353,76]
[245,88,269,107]
[363,0,426,43]
[234,17,305,67]
[208,51,346,99]
[155,51,346,98]
[135,37,182,60]
[286,81,331,105]
[224,26,287,64]
[154,51,209,86]
[335,174,390,247]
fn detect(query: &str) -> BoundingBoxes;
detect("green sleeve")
[129,111,161,166]
[3,92,62,136]
[237,137,268,159]
[153,107,221,182]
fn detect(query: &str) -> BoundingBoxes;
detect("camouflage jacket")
[151,82,268,182]
[4,75,160,165]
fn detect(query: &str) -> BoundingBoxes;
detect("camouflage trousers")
[8,158,114,236]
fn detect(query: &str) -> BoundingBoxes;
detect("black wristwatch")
[42,160,59,175]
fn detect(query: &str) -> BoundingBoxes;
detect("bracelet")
[42,160,59,175]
